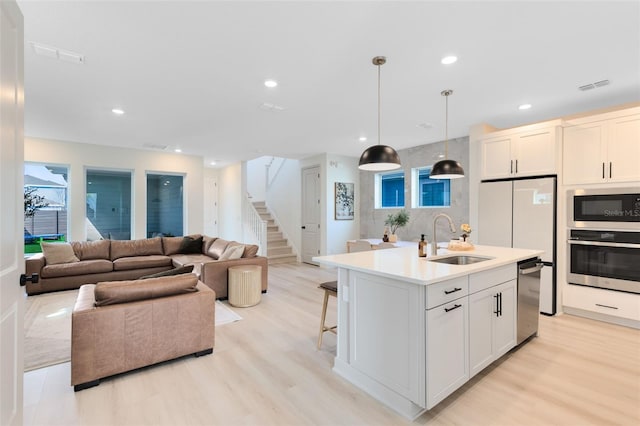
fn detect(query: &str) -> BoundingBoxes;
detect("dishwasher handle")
[519,262,544,275]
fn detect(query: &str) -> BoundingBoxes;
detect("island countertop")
[313,244,543,286]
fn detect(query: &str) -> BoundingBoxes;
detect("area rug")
[24,290,242,372]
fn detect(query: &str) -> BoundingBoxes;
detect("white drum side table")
[228,265,262,307]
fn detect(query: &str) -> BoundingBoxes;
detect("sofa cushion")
[139,265,194,279]
[112,255,173,271]
[207,238,230,260]
[110,238,163,260]
[203,236,217,254]
[41,242,80,265]
[71,240,110,260]
[94,275,198,306]
[219,244,245,260]
[179,236,203,254]
[162,236,184,256]
[243,244,259,258]
[41,259,113,278]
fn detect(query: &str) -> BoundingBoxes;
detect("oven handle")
[567,240,640,249]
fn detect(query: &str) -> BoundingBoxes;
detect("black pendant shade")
[429,159,465,179]
[429,89,464,179]
[358,56,402,172]
[359,144,402,171]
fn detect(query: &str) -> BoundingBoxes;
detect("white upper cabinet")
[480,123,559,180]
[563,110,640,185]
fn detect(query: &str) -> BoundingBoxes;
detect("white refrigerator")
[478,177,556,315]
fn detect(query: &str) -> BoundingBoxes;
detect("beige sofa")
[25,235,268,299]
[71,275,215,391]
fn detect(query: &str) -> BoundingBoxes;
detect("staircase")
[252,202,297,264]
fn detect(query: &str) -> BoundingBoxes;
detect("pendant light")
[429,89,465,179]
[358,56,402,171]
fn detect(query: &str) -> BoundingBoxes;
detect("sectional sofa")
[24,235,268,299]
[72,275,215,391]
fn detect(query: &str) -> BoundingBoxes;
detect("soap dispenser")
[418,234,426,257]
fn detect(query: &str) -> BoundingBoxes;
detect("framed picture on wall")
[335,182,354,220]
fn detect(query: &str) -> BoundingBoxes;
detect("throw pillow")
[219,244,245,260]
[138,265,194,280]
[41,242,79,265]
[179,236,203,254]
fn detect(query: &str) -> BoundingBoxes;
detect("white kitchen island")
[313,244,543,419]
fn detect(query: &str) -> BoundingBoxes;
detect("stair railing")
[242,195,267,257]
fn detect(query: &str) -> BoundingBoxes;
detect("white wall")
[25,137,204,241]
[325,154,360,255]
[203,167,219,237]
[264,158,302,256]
[246,156,271,202]
[217,162,243,241]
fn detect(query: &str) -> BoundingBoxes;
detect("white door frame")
[0,1,25,424]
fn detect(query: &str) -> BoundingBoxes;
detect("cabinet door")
[493,280,517,359]
[608,114,640,183]
[468,287,495,377]
[469,279,517,377]
[562,123,606,184]
[514,128,557,176]
[426,299,469,409]
[481,136,513,180]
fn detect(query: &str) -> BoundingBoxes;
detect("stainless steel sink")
[427,255,493,265]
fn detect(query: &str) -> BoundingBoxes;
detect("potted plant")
[384,209,410,243]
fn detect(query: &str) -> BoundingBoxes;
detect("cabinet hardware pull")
[494,294,499,316]
[445,304,462,313]
[499,292,503,317]
[444,287,462,294]
[595,303,618,310]
[602,162,605,179]
[515,159,518,173]
[510,160,513,174]
[609,162,612,178]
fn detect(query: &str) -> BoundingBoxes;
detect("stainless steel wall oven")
[568,229,640,294]
[568,188,640,294]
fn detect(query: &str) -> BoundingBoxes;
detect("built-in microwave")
[568,188,640,230]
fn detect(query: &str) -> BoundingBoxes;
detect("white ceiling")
[18,1,640,168]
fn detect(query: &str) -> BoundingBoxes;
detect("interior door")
[301,166,321,264]
[0,1,24,424]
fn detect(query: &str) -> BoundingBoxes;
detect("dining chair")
[376,242,396,249]
[348,240,373,253]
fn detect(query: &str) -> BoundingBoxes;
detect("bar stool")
[317,280,337,349]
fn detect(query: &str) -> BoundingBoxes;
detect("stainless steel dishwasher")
[517,258,543,344]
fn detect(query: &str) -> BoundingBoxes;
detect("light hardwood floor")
[24,263,640,426]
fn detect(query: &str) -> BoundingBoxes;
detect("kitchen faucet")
[432,213,456,255]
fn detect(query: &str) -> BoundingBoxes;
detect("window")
[376,171,405,208]
[147,174,184,237]
[412,167,451,208]
[24,163,69,253]
[86,169,132,240]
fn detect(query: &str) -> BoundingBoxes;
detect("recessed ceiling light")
[264,79,278,88]
[441,55,458,65]
[210,161,216,166]
[111,108,125,115]
[518,104,532,110]
[174,148,182,153]
[359,136,367,142]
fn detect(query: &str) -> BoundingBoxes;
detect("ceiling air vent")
[578,79,610,91]
[30,42,84,64]
[142,143,168,151]
[259,102,286,112]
